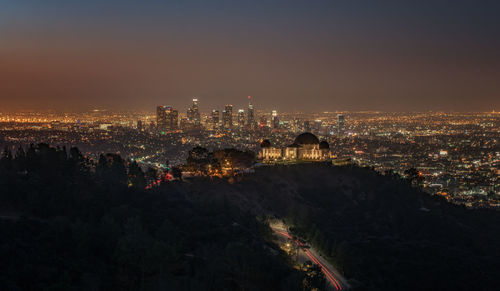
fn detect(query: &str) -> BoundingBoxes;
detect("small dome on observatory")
[319,141,330,149]
[260,139,272,148]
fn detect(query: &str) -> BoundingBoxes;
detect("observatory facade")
[259,132,331,162]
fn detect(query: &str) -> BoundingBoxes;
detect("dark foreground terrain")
[1,144,499,290]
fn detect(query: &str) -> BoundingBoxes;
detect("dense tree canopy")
[1,145,500,290]
[0,144,302,290]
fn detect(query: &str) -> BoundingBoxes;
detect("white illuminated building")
[259,132,331,162]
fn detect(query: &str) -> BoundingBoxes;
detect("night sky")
[1,0,499,112]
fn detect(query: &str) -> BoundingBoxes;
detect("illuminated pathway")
[271,224,350,290]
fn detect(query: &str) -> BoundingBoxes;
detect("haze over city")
[1,1,500,291]
[1,0,499,111]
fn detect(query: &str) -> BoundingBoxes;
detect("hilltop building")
[259,132,331,162]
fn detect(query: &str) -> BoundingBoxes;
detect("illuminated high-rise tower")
[192,98,200,124]
[187,98,200,125]
[271,110,279,129]
[166,106,179,130]
[222,104,233,129]
[157,106,178,132]
[337,114,345,136]
[237,109,245,128]
[211,109,220,129]
[192,98,199,111]
[157,106,167,131]
[247,96,255,129]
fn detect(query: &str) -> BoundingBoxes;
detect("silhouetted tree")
[171,166,183,180]
[128,160,146,189]
[186,146,218,174]
[213,148,255,174]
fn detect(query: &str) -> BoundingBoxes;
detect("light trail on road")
[275,230,342,290]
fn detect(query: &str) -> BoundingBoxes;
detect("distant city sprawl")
[0,101,499,209]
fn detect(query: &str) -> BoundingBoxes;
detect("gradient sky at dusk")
[1,0,499,112]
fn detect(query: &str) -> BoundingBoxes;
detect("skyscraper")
[157,106,178,132]
[192,98,200,124]
[247,97,255,129]
[271,110,279,129]
[237,109,245,128]
[187,98,200,125]
[157,106,167,131]
[222,104,233,129]
[211,109,220,129]
[337,114,345,136]
[166,106,179,131]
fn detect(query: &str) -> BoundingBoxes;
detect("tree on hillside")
[96,153,128,185]
[186,146,218,175]
[170,166,183,180]
[213,148,255,174]
[128,160,146,189]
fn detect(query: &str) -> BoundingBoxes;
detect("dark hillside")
[221,164,500,290]
[1,146,499,290]
[149,163,500,290]
[0,145,303,291]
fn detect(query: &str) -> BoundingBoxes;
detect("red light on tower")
[248,95,251,100]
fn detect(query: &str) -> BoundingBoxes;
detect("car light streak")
[276,230,342,290]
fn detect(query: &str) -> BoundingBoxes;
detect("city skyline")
[1,94,500,115]
[1,2,499,290]
[1,1,499,111]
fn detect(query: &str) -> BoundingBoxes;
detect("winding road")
[271,222,350,290]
